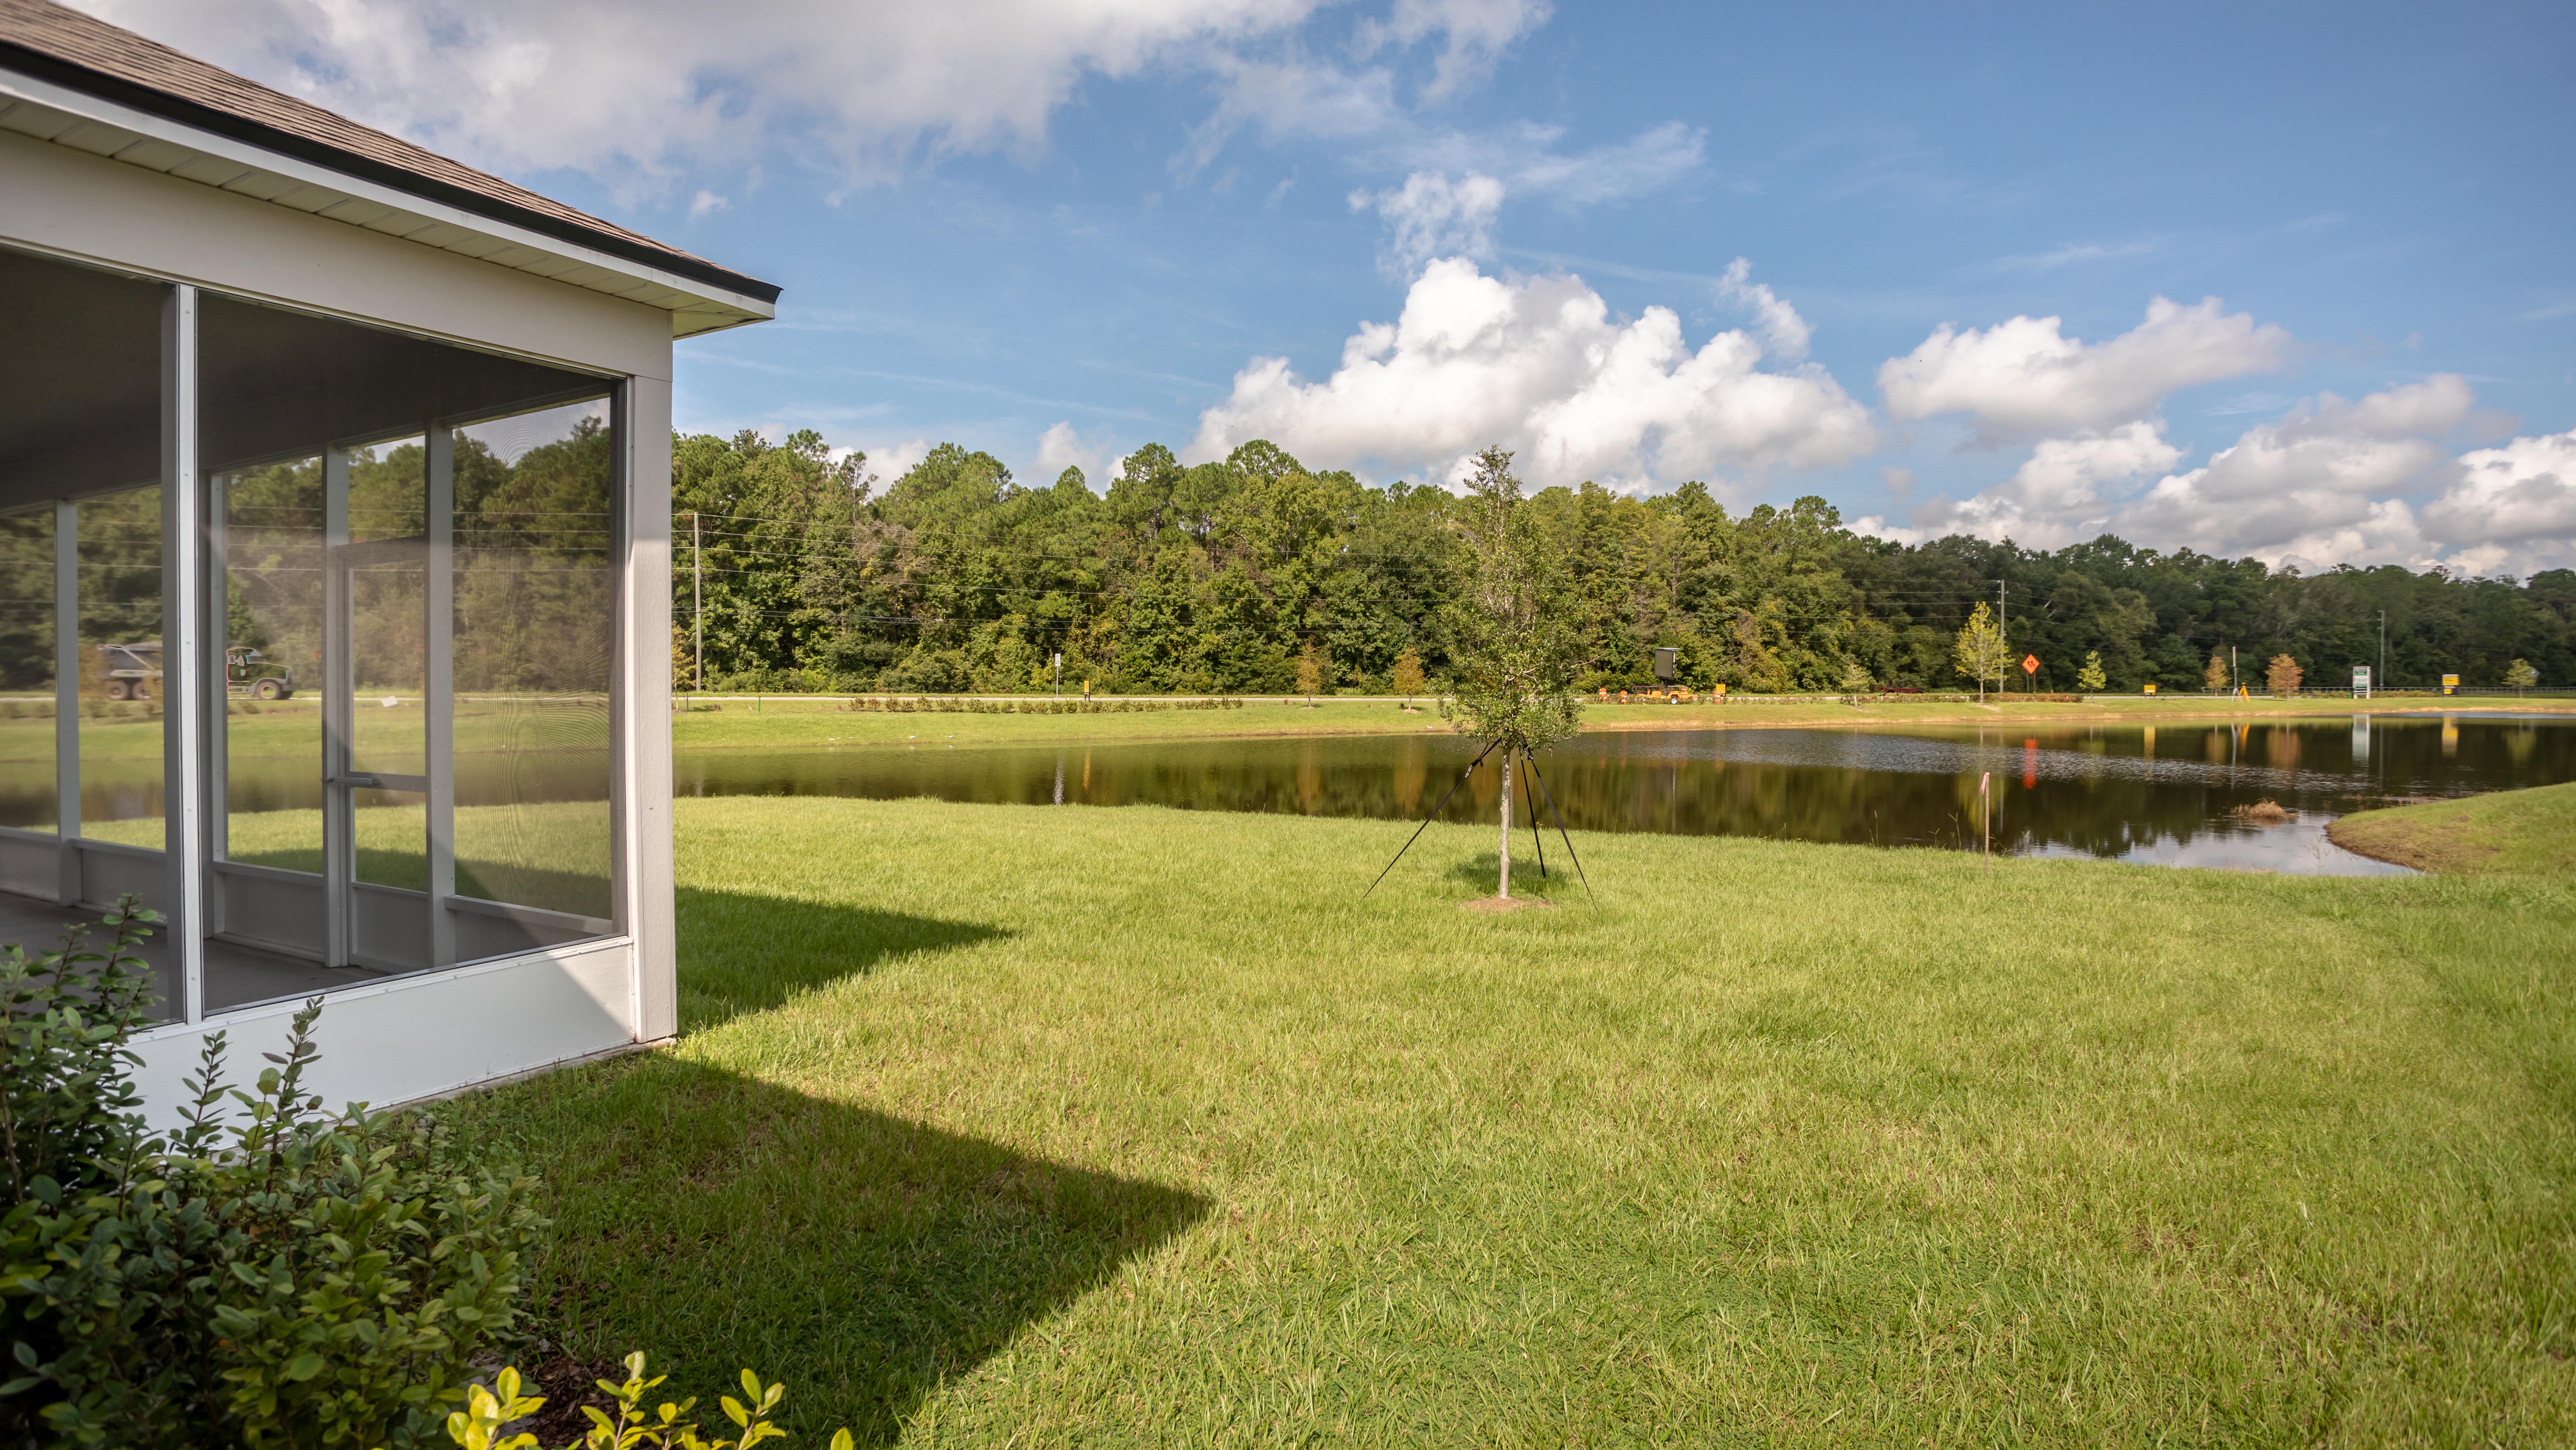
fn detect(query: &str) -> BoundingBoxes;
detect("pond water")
[5,715,2564,877]
[674,713,2576,876]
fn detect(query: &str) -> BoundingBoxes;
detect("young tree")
[2203,649,2231,694]
[1294,640,1330,703]
[2075,650,2107,692]
[1951,602,2007,702]
[2505,658,2539,695]
[1390,646,1427,706]
[1441,446,1584,900]
[2265,653,2303,696]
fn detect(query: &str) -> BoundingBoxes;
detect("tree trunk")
[1497,751,1514,899]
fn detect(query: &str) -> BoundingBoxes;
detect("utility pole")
[2378,610,2387,689]
[690,511,704,694]
[1053,650,1062,698]
[1996,580,2008,695]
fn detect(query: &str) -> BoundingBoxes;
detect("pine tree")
[2203,650,2230,693]
[1951,603,2007,702]
[2076,650,2107,692]
[2265,653,2303,696]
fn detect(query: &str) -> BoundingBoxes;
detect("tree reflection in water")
[649,715,2576,876]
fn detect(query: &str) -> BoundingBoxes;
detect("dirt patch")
[2229,799,2293,824]
[1460,895,1557,913]
[498,1349,625,1444]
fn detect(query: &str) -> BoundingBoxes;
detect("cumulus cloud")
[1191,257,1874,493]
[75,0,1351,190]
[1852,376,2529,570]
[1879,296,2293,441]
[2421,429,2576,572]
[867,437,935,483]
[1350,170,1504,273]
[1860,422,2183,549]
[2109,376,2472,561]
[1715,258,1812,362]
[1034,421,1120,488]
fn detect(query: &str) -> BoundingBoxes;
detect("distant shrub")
[2265,654,2303,696]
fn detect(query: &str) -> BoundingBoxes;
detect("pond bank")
[2327,779,2576,875]
[662,693,2576,755]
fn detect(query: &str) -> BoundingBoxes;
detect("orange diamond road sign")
[2021,655,2039,675]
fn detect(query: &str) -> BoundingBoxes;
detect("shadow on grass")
[1441,849,1570,899]
[675,886,1010,1031]
[464,1052,1206,1444]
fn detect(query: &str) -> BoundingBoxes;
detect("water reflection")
[657,714,2573,877]
[8,715,2563,878]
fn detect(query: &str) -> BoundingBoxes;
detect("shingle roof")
[0,0,778,305]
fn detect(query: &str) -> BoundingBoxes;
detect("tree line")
[671,429,2576,696]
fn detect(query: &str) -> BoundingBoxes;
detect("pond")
[4,715,2565,877]
[667,713,2576,876]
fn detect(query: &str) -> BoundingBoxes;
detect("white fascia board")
[0,64,774,336]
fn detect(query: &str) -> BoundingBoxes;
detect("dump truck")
[97,641,295,701]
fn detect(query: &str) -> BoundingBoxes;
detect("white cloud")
[1715,257,1811,362]
[1852,375,2538,570]
[869,437,935,483]
[1491,120,1704,206]
[687,189,729,218]
[2421,429,2576,571]
[1860,422,2183,549]
[1350,170,1504,273]
[1034,421,1119,488]
[1353,0,1552,100]
[1879,296,2293,441]
[1191,257,1874,493]
[77,0,1338,191]
[2108,376,2474,562]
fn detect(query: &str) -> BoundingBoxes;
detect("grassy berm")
[2329,778,2576,876]
[448,797,2576,1445]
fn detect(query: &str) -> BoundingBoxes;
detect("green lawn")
[2328,779,2576,876]
[653,691,2576,755]
[441,796,2576,1445]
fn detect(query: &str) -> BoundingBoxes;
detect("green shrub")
[0,900,545,1448]
[443,1354,849,1450]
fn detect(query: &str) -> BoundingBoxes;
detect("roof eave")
[0,50,777,337]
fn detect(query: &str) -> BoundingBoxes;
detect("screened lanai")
[0,243,624,1019]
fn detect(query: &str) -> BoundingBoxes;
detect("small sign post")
[2442,673,2459,696]
[2021,655,2039,694]
[2351,664,2370,700]
[2144,682,2157,696]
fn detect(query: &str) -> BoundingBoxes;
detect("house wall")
[0,129,681,1124]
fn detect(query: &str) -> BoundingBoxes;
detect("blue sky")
[92,0,2576,573]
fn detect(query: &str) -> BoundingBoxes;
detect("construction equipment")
[97,641,295,701]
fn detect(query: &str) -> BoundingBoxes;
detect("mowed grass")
[2329,779,2576,877]
[655,692,2576,755]
[443,797,2576,1446]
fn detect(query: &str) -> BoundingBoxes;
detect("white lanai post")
[162,283,205,1025]
[52,500,77,905]
[202,472,229,941]
[426,425,456,969]
[322,445,351,969]
[621,378,676,1044]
